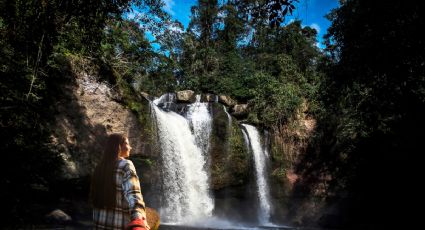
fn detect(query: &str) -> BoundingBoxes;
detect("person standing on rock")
[90,133,150,230]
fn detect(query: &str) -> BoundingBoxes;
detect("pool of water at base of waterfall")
[158,224,324,230]
[21,222,329,230]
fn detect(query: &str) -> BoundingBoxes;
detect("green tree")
[180,0,220,91]
[101,18,153,80]
[248,55,307,126]
[235,0,298,27]
[240,20,322,126]
[214,2,252,99]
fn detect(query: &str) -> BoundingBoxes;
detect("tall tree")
[181,0,220,90]
[235,0,298,27]
[213,2,251,98]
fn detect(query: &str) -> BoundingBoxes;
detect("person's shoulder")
[117,158,136,170]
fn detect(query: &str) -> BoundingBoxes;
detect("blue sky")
[287,0,340,48]
[162,0,340,49]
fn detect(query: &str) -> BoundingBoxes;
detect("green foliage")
[226,123,249,185]
[249,72,299,125]
[247,20,321,74]
[0,0,167,224]
[99,18,158,94]
[101,18,152,66]
[179,0,220,89]
[234,0,298,27]
[131,157,156,169]
[288,0,425,227]
[216,3,245,52]
[141,55,179,95]
[321,0,425,143]
[271,167,286,180]
[247,53,319,127]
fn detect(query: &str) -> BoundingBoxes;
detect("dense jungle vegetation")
[1,0,424,228]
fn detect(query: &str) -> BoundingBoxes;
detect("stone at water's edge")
[176,90,196,103]
[45,209,72,224]
[147,207,160,230]
[218,95,237,107]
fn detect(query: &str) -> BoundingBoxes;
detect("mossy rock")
[146,207,160,230]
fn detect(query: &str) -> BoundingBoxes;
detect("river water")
[159,224,295,230]
[159,224,328,230]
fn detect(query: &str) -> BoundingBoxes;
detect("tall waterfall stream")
[241,124,272,225]
[151,95,213,224]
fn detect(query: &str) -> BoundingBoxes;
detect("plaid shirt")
[93,158,147,229]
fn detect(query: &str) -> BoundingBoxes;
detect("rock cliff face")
[269,101,319,225]
[49,57,154,183]
[209,103,249,189]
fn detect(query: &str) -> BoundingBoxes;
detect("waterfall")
[264,130,270,158]
[223,105,233,160]
[241,124,272,225]
[223,105,232,129]
[187,95,212,156]
[150,99,214,224]
[153,93,176,111]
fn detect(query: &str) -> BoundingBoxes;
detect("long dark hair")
[90,133,126,208]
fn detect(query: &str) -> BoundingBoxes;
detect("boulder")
[45,209,72,224]
[202,93,218,102]
[231,104,249,118]
[176,90,196,103]
[218,95,237,107]
[146,207,160,230]
[140,92,155,101]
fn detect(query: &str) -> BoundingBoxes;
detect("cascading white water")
[187,95,212,156]
[151,99,214,224]
[223,105,232,129]
[241,124,272,225]
[222,105,233,157]
[153,93,176,110]
[241,127,250,147]
[264,130,270,158]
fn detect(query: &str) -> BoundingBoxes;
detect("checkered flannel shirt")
[93,158,147,229]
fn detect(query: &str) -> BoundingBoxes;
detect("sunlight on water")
[151,99,214,224]
[161,215,294,229]
[160,221,295,230]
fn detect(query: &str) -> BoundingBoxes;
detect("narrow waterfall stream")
[223,105,232,129]
[151,97,214,224]
[241,124,273,225]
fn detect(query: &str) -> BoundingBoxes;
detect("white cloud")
[163,0,175,15]
[310,23,321,33]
